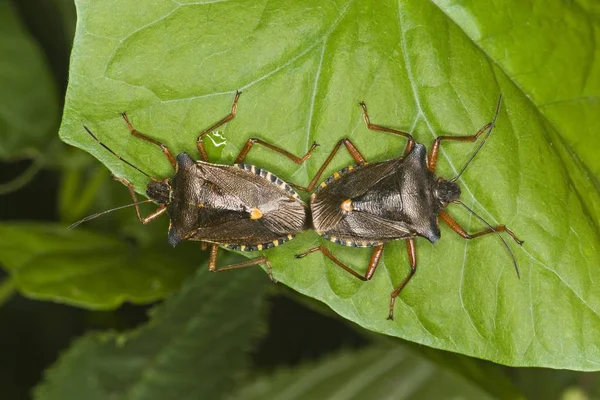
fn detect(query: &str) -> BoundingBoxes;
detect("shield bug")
[295,95,523,319]
[71,92,319,281]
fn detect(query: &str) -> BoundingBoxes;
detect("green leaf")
[35,266,269,400]
[230,345,497,400]
[0,223,196,309]
[0,1,59,160]
[403,340,523,399]
[432,0,600,176]
[62,0,600,368]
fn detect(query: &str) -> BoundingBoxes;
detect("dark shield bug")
[71,92,319,280]
[296,95,523,320]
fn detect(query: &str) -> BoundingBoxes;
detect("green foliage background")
[1,0,599,398]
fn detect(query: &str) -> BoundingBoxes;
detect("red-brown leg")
[359,102,415,155]
[441,207,521,278]
[208,244,275,281]
[196,91,241,162]
[234,138,319,164]
[427,122,492,173]
[295,244,384,281]
[388,239,417,321]
[438,210,523,245]
[301,138,367,193]
[428,95,503,173]
[112,176,167,223]
[121,113,177,169]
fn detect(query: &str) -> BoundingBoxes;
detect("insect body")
[296,96,523,319]
[164,156,306,251]
[78,92,318,280]
[310,144,448,246]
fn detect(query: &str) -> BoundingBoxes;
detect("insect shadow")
[295,95,523,320]
[70,92,319,281]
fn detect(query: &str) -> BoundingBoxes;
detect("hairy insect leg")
[359,102,415,155]
[208,244,275,282]
[121,113,177,169]
[427,122,492,173]
[302,138,366,192]
[112,175,167,223]
[196,91,241,162]
[295,244,384,281]
[388,239,417,321]
[234,138,319,165]
[438,210,524,245]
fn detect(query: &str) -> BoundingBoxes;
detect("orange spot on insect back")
[250,208,263,220]
[341,199,353,212]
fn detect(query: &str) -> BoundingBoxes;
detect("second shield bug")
[72,92,318,280]
[296,96,523,320]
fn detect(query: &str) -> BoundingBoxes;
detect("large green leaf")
[0,1,58,160]
[230,345,496,400]
[60,0,600,368]
[0,223,196,309]
[35,265,269,399]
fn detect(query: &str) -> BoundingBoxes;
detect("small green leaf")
[0,1,59,160]
[230,345,497,400]
[35,266,269,400]
[61,0,600,368]
[0,223,196,309]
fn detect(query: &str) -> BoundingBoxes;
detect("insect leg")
[439,210,523,245]
[302,138,366,192]
[83,126,158,182]
[234,139,319,165]
[295,244,384,281]
[427,122,492,173]
[121,113,177,169]
[112,176,167,223]
[388,239,417,321]
[196,91,241,162]
[359,102,415,154]
[208,244,275,281]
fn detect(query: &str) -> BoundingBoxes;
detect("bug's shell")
[166,153,307,251]
[310,143,442,247]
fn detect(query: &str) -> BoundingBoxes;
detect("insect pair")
[73,92,522,320]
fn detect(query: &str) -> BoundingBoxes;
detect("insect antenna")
[67,199,155,230]
[83,126,159,182]
[451,95,503,182]
[456,200,520,278]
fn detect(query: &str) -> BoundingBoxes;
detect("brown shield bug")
[295,95,523,320]
[71,92,319,281]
